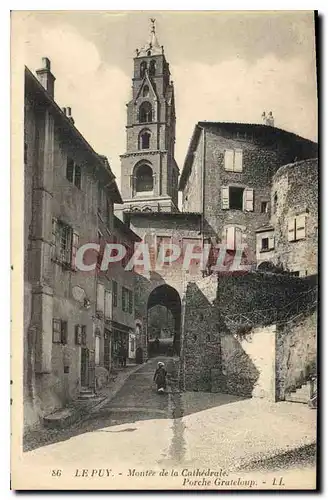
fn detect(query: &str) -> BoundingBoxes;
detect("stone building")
[256,158,318,276]
[179,122,318,256]
[24,59,125,428]
[117,19,179,215]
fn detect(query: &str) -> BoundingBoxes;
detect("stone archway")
[147,284,181,357]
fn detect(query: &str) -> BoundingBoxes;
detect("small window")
[261,237,269,251]
[139,130,151,149]
[149,60,156,76]
[261,201,269,213]
[113,281,118,307]
[53,219,73,265]
[140,61,147,78]
[229,187,244,210]
[143,85,149,97]
[66,158,82,189]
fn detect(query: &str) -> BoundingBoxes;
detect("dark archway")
[139,101,153,123]
[147,284,181,357]
[135,163,153,193]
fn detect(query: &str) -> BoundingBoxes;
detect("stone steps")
[285,382,311,404]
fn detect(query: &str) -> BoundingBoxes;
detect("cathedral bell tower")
[120,19,179,212]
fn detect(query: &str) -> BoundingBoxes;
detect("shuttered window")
[224,149,243,172]
[288,215,307,241]
[71,231,79,270]
[225,226,243,251]
[234,149,243,172]
[224,150,234,171]
[268,234,275,250]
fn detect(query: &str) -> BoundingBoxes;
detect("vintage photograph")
[11,10,318,490]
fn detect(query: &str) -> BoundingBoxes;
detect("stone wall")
[181,276,221,391]
[271,159,318,276]
[276,310,317,400]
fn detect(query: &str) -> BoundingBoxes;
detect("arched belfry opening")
[139,101,153,123]
[147,284,181,357]
[134,163,154,194]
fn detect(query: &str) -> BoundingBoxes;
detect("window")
[53,319,67,344]
[140,61,147,78]
[221,186,254,211]
[52,219,73,265]
[96,283,105,313]
[224,149,243,172]
[104,290,112,318]
[142,85,149,97]
[135,164,153,193]
[75,324,86,345]
[261,201,269,213]
[128,290,133,314]
[288,215,306,242]
[122,287,128,312]
[139,102,152,123]
[261,238,269,250]
[149,60,156,76]
[224,226,243,251]
[113,281,118,307]
[139,130,151,149]
[66,158,82,189]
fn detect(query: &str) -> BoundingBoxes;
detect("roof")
[255,224,274,234]
[25,66,122,204]
[124,211,202,219]
[114,215,141,242]
[179,121,318,190]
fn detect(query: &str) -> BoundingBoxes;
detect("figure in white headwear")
[153,361,167,393]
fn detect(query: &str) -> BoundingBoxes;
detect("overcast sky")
[15,11,317,186]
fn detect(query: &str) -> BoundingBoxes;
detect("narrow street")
[21,356,317,489]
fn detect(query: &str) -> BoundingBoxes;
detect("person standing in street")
[153,361,167,393]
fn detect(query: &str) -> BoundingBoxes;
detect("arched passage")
[147,284,181,357]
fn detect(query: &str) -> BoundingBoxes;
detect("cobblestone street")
[22,356,316,488]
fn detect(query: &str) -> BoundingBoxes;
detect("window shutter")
[235,227,243,247]
[52,218,58,259]
[288,217,296,242]
[234,149,243,172]
[71,231,79,270]
[244,188,254,211]
[96,283,105,313]
[269,234,275,250]
[296,214,306,240]
[224,150,234,171]
[122,287,126,312]
[52,319,61,343]
[226,227,235,250]
[221,187,229,209]
[61,321,68,344]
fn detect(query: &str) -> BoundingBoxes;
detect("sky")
[13,11,318,187]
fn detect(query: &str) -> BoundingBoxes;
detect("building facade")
[256,158,318,276]
[179,122,318,257]
[24,59,124,427]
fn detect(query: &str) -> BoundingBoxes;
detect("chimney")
[66,107,75,125]
[36,57,56,98]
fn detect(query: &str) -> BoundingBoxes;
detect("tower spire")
[137,18,162,57]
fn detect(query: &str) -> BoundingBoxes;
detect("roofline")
[25,66,123,204]
[114,215,141,242]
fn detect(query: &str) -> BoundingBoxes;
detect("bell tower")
[120,19,179,213]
